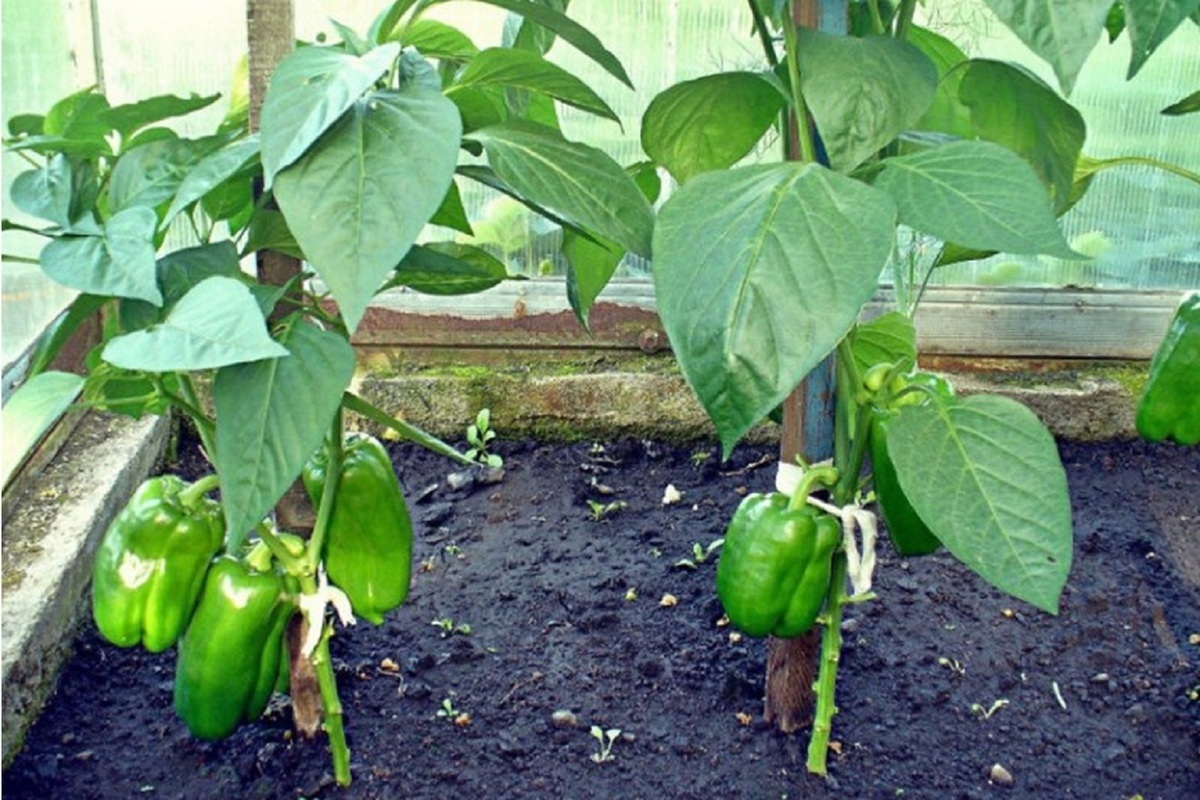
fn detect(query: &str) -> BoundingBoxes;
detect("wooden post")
[764,0,848,734]
[245,0,322,739]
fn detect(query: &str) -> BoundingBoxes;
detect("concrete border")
[1,411,169,767]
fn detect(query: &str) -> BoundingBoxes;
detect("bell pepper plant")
[3,0,652,785]
[638,0,1199,776]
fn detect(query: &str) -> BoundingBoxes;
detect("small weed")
[444,543,464,558]
[431,618,473,637]
[589,725,622,763]
[436,696,460,720]
[587,499,627,521]
[465,408,502,468]
[624,587,638,601]
[673,538,724,569]
[970,698,1009,720]
[690,450,712,467]
[937,656,965,677]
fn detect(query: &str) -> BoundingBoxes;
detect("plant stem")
[312,624,351,786]
[833,339,872,505]
[304,406,343,575]
[256,521,307,576]
[1084,155,1200,187]
[342,391,475,465]
[807,550,848,774]
[747,0,780,67]
[178,473,220,508]
[781,9,817,165]
[894,0,917,41]
[866,0,886,34]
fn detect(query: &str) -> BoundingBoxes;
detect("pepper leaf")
[102,276,288,372]
[213,320,356,550]
[653,162,896,456]
[884,394,1073,614]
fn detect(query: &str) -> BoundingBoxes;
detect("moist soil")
[6,435,1200,799]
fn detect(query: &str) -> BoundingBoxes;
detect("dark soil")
[6,436,1200,799]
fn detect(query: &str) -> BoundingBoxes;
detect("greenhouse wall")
[2,0,1198,374]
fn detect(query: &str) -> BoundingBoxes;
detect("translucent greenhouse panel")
[918,1,1200,291]
[1,0,95,370]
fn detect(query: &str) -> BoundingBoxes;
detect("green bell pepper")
[869,370,954,557]
[173,556,297,740]
[870,409,941,556]
[715,492,841,638]
[303,432,413,625]
[1137,291,1200,445]
[91,474,223,653]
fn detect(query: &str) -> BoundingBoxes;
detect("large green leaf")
[449,47,618,123]
[243,209,304,259]
[504,0,569,53]
[385,243,512,294]
[212,320,355,549]
[119,242,242,331]
[796,29,937,172]
[108,137,212,215]
[367,0,423,42]
[393,18,480,58]
[982,0,1111,95]
[908,26,973,140]
[260,43,401,186]
[958,60,1086,211]
[163,137,260,225]
[1,371,84,487]
[273,86,461,333]
[640,72,784,184]
[424,0,632,88]
[101,93,221,140]
[43,88,112,143]
[884,394,1072,613]
[468,121,653,257]
[848,312,917,375]
[10,154,97,232]
[40,207,162,304]
[102,276,288,371]
[873,141,1078,258]
[564,230,622,330]
[653,162,897,455]
[1125,0,1200,79]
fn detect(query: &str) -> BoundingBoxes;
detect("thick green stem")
[893,0,917,40]
[787,465,839,511]
[304,407,344,575]
[866,0,886,34]
[807,551,848,774]
[312,625,351,786]
[179,473,220,507]
[833,339,872,505]
[342,391,474,465]
[256,521,308,576]
[781,10,817,165]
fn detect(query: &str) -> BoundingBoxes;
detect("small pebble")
[989,763,1014,786]
[550,709,579,728]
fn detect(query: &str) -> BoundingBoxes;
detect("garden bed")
[6,435,1200,798]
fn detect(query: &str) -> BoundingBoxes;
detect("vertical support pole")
[245,0,322,739]
[765,0,849,735]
